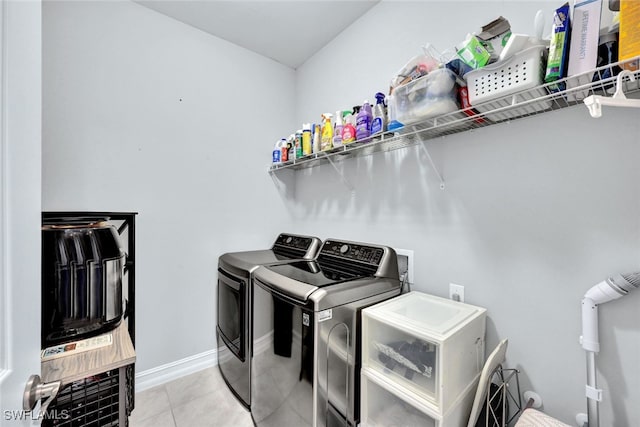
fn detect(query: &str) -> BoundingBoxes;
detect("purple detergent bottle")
[355,100,372,142]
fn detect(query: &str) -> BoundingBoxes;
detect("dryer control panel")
[322,240,384,265]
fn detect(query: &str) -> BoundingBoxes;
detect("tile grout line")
[166,384,178,427]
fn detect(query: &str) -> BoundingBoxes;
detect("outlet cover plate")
[394,248,414,285]
[449,283,465,302]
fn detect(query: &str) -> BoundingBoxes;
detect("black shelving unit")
[42,211,138,427]
[41,366,134,427]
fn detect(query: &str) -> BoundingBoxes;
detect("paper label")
[318,309,332,322]
[41,333,113,361]
[302,313,310,327]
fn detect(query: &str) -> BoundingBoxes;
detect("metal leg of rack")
[484,366,523,427]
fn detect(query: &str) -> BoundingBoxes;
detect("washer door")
[217,268,246,361]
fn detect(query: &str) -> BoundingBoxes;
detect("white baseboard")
[136,332,274,393]
[135,349,218,392]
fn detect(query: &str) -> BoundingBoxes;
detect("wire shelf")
[43,369,120,427]
[269,56,640,173]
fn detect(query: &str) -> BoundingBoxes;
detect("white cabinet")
[361,291,486,427]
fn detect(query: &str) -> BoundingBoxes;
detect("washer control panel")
[274,234,314,250]
[322,240,385,265]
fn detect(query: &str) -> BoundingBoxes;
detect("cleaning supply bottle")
[280,138,288,162]
[287,134,295,159]
[313,124,321,153]
[333,110,344,148]
[341,110,356,144]
[371,93,387,136]
[320,113,333,151]
[294,130,303,159]
[356,100,373,142]
[302,123,312,156]
[272,139,284,164]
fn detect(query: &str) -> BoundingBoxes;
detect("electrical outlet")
[449,283,465,302]
[394,248,414,285]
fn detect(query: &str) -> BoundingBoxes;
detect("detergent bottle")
[371,92,387,136]
[279,138,288,162]
[294,130,303,159]
[286,134,295,159]
[320,113,333,151]
[272,139,285,164]
[302,123,312,156]
[356,100,372,142]
[333,110,344,148]
[341,110,356,144]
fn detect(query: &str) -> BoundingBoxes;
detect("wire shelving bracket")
[324,154,354,192]
[418,141,445,190]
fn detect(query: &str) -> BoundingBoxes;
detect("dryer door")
[217,268,246,361]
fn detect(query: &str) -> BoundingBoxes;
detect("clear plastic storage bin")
[362,292,486,413]
[360,367,477,427]
[388,69,459,126]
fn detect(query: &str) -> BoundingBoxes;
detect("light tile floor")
[129,367,254,427]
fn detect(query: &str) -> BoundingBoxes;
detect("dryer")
[217,233,321,409]
[250,239,402,427]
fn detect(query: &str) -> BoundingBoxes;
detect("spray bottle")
[320,113,333,151]
[341,110,356,144]
[371,92,387,137]
[356,100,373,142]
[333,110,344,148]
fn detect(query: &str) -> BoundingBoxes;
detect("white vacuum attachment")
[580,271,639,427]
[581,272,640,352]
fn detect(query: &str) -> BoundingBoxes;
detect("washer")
[217,233,321,409]
[250,239,402,427]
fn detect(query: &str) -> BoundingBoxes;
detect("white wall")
[291,1,640,426]
[42,1,294,372]
[41,1,640,425]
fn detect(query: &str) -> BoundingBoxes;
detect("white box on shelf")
[465,45,550,121]
[360,367,478,427]
[567,0,602,77]
[361,291,486,414]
